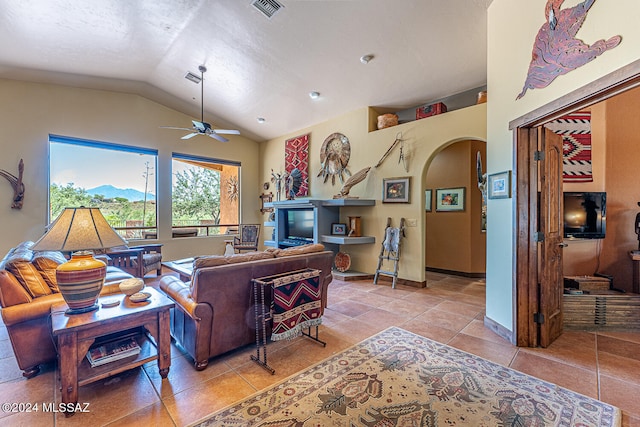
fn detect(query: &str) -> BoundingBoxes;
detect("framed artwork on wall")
[488,171,512,199]
[436,187,465,211]
[425,189,432,211]
[382,177,410,203]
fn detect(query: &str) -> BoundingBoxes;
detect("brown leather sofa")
[0,241,134,378]
[160,244,334,370]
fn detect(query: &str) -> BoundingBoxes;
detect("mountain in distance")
[87,185,155,202]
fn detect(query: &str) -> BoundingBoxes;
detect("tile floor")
[0,270,639,426]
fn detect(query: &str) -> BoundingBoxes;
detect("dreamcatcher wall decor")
[317,132,351,185]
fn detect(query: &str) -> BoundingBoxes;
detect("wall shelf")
[321,235,375,245]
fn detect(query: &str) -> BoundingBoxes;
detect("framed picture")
[425,189,432,211]
[331,223,347,235]
[488,170,512,199]
[382,177,410,203]
[436,187,465,211]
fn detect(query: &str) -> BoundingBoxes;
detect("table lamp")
[31,207,127,314]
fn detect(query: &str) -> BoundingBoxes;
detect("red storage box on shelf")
[416,102,447,120]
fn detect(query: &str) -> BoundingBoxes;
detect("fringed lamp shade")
[32,207,127,314]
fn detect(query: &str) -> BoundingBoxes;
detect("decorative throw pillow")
[32,251,67,292]
[5,261,51,298]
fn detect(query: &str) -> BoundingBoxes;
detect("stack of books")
[86,336,141,367]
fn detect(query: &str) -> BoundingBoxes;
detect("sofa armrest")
[159,276,208,320]
[1,293,61,326]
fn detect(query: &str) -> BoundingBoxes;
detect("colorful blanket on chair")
[270,269,322,341]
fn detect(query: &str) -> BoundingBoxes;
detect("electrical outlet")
[406,218,417,227]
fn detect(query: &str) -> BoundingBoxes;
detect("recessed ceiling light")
[257,117,266,123]
[309,91,320,99]
[360,54,374,64]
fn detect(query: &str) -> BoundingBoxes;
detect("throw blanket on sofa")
[265,268,322,341]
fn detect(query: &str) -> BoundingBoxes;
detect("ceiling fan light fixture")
[309,91,320,99]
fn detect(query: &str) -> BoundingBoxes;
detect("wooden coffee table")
[50,287,174,412]
[162,258,194,281]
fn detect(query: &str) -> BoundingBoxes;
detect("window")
[48,135,158,240]
[172,153,240,236]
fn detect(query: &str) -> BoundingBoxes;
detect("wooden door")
[538,128,565,347]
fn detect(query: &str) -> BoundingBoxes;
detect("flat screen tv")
[563,192,606,239]
[285,209,314,241]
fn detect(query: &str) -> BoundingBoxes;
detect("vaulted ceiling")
[0,0,493,141]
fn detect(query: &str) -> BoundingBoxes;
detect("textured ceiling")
[0,0,493,141]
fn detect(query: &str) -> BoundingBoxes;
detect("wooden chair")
[106,244,163,278]
[232,224,260,253]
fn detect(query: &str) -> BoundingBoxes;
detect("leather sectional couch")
[160,244,334,370]
[0,241,134,378]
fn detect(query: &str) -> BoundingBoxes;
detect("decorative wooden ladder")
[374,217,406,289]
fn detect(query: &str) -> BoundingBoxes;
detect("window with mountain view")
[172,153,240,236]
[48,135,158,240]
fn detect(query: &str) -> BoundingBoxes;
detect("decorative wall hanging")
[226,176,239,201]
[317,132,351,185]
[333,166,370,199]
[259,192,273,213]
[285,168,303,200]
[425,189,432,212]
[516,0,621,100]
[436,187,465,212]
[476,151,487,231]
[271,169,285,201]
[284,134,310,196]
[382,177,410,203]
[375,132,407,172]
[0,159,25,209]
[545,112,592,182]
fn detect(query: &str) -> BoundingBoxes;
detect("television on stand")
[563,192,606,239]
[282,208,315,246]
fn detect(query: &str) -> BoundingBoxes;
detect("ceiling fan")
[161,65,240,142]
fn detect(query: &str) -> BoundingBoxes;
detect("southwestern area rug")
[190,327,620,427]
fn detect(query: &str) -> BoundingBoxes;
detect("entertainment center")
[264,198,376,254]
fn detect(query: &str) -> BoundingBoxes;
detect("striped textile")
[269,269,322,341]
[545,112,592,182]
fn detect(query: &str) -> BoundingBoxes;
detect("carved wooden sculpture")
[0,159,25,209]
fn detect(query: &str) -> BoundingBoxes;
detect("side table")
[50,287,174,414]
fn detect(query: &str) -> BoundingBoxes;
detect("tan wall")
[488,0,640,331]
[426,140,486,274]
[260,105,487,284]
[0,79,261,260]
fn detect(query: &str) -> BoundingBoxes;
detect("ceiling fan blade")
[181,133,199,140]
[213,129,240,135]
[192,120,208,132]
[160,126,194,131]
[208,132,229,143]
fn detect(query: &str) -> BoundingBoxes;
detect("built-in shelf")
[321,235,375,245]
[264,240,276,247]
[263,221,276,227]
[320,199,376,207]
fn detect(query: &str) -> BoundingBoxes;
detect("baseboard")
[483,315,515,344]
[374,274,426,288]
[426,267,486,279]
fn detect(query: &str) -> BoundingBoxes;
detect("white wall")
[0,79,261,260]
[487,0,640,331]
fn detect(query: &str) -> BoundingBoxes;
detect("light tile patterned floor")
[0,270,639,426]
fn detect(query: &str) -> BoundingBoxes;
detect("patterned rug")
[190,327,620,427]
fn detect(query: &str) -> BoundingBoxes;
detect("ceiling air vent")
[251,0,283,19]
[184,71,202,84]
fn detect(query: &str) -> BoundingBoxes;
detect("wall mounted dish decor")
[382,177,410,203]
[516,0,621,100]
[488,171,512,199]
[436,187,465,211]
[284,134,310,196]
[317,132,351,185]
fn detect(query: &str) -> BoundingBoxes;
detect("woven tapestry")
[269,269,322,341]
[285,134,309,196]
[545,112,592,182]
